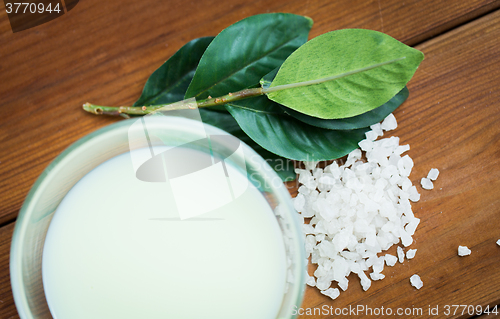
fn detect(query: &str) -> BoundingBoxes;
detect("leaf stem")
[83,88,263,116]
[83,57,405,117]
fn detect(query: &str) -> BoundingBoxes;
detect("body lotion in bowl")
[11,111,306,319]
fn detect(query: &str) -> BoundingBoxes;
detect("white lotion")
[42,147,287,319]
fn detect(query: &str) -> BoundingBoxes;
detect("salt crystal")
[388,153,401,167]
[381,165,397,179]
[358,139,374,152]
[302,224,315,235]
[398,155,414,177]
[324,161,339,172]
[370,272,385,280]
[458,245,471,256]
[410,274,423,289]
[315,233,325,242]
[297,185,310,195]
[372,257,385,273]
[311,250,320,264]
[306,235,316,245]
[400,178,412,191]
[337,277,349,291]
[317,241,336,259]
[384,254,397,267]
[346,149,362,166]
[353,269,371,291]
[316,278,332,291]
[397,246,405,263]
[332,231,350,252]
[312,167,323,178]
[377,235,391,251]
[406,249,417,259]
[375,178,389,190]
[381,113,397,131]
[365,256,377,267]
[318,175,336,187]
[305,236,316,255]
[314,221,327,234]
[369,123,383,137]
[304,161,319,170]
[427,168,439,181]
[306,274,316,287]
[405,218,420,236]
[389,174,401,185]
[293,194,306,212]
[320,288,340,300]
[365,130,379,141]
[381,136,400,149]
[497,239,500,246]
[298,171,317,190]
[420,177,434,190]
[408,186,420,202]
[400,229,413,247]
[314,266,327,278]
[315,199,336,221]
[333,258,349,278]
[360,277,371,291]
[395,144,410,156]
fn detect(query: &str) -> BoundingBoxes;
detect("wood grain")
[0,0,499,225]
[0,0,500,318]
[298,9,500,318]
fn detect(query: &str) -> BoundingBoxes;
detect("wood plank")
[1,0,499,225]
[0,223,19,319]
[298,9,500,318]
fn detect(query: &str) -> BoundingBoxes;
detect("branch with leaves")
[83,13,423,181]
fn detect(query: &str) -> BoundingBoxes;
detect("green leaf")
[131,35,295,181]
[226,96,369,161]
[282,86,409,130]
[261,68,409,129]
[134,37,214,106]
[185,13,313,102]
[266,29,424,119]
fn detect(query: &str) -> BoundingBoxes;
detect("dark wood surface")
[1,0,500,318]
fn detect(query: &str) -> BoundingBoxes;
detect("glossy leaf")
[226,96,369,161]
[260,68,409,129]
[266,29,424,119]
[134,37,214,107]
[185,13,313,101]
[132,37,295,181]
[282,86,409,130]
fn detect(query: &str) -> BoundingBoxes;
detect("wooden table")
[1,0,499,318]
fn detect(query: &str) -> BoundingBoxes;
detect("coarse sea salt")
[320,288,340,300]
[410,274,423,289]
[427,168,440,181]
[458,245,471,256]
[293,113,428,299]
[397,246,405,263]
[497,239,500,246]
[384,254,398,267]
[406,249,417,260]
[420,177,434,190]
